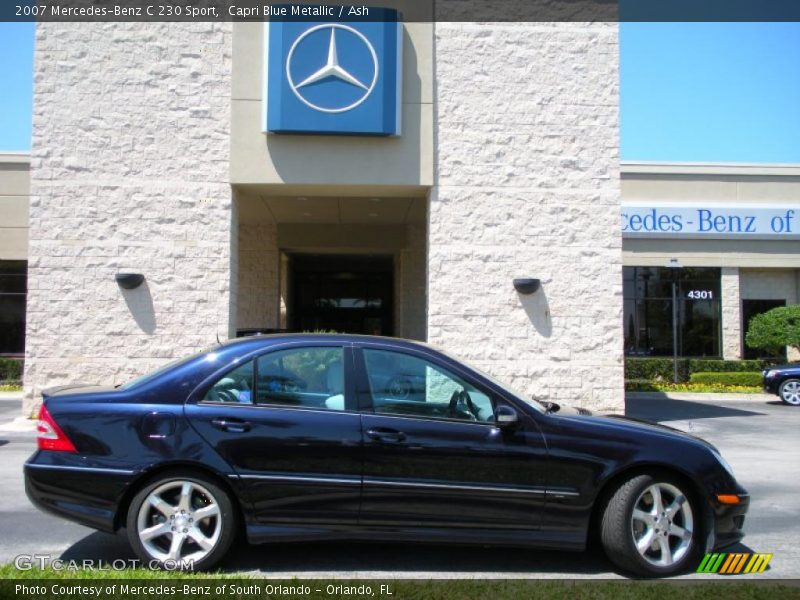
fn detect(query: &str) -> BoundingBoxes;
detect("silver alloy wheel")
[630,482,694,568]
[136,480,222,564]
[780,380,800,405]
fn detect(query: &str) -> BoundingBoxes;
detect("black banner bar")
[3,0,800,23]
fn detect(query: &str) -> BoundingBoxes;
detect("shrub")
[624,358,689,382]
[0,357,23,382]
[689,371,763,387]
[625,357,775,383]
[745,304,800,354]
[625,379,762,394]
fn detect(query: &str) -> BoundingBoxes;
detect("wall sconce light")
[115,273,145,290]
[513,278,541,295]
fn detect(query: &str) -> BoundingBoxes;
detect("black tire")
[778,379,800,406]
[600,473,701,577]
[126,470,237,571]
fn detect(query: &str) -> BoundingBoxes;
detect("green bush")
[689,371,763,386]
[625,379,763,394]
[0,357,22,382]
[624,358,689,381]
[625,357,775,383]
[746,304,800,354]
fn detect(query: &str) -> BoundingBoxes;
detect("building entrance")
[289,254,394,336]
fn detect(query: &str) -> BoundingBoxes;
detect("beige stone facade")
[22,23,234,413]
[429,23,623,411]
[13,20,627,413]
[8,19,800,415]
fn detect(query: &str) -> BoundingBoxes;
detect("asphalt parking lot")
[0,391,797,579]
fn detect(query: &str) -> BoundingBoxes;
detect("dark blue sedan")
[25,334,748,576]
[762,363,800,405]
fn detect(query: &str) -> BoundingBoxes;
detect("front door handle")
[210,417,251,433]
[366,428,406,443]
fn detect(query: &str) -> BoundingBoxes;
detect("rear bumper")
[24,453,135,533]
[709,494,749,551]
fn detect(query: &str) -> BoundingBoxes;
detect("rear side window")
[255,347,345,411]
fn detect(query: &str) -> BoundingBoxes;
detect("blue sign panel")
[622,203,800,239]
[265,9,402,136]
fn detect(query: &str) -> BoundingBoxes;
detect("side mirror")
[495,405,519,428]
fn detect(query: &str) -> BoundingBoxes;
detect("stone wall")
[429,22,623,412]
[23,23,233,413]
[236,221,280,330]
[721,267,742,359]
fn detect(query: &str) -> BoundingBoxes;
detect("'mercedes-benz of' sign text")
[622,204,799,238]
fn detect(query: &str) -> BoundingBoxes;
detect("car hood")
[766,363,800,371]
[552,405,716,450]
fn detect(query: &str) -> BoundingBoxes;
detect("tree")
[745,305,800,355]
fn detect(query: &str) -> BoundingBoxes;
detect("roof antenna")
[216,332,221,346]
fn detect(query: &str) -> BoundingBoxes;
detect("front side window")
[256,346,345,410]
[203,361,254,404]
[362,349,494,422]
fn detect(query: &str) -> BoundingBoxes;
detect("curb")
[626,392,774,402]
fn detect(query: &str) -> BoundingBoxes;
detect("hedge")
[625,357,775,383]
[0,357,23,382]
[689,371,763,387]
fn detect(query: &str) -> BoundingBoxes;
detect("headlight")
[765,369,779,378]
[711,448,736,479]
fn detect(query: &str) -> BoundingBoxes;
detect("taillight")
[36,404,77,452]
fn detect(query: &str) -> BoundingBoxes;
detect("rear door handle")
[210,417,251,433]
[366,428,406,443]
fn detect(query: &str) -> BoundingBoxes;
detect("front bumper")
[709,493,749,551]
[762,378,780,395]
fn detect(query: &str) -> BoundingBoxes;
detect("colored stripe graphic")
[697,553,773,574]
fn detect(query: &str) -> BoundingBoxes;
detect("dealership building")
[1,20,798,414]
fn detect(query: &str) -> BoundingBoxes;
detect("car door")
[355,343,549,530]
[184,342,363,525]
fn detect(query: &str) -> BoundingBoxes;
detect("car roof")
[217,333,434,353]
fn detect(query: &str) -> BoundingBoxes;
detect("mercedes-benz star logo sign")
[286,24,379,114]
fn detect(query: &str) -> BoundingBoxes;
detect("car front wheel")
[779,379,800,405]
[126,471,236,570]
[601,474,700,577]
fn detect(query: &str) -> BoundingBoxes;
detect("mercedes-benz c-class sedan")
[25,335,748,576]
[762,363,800,405]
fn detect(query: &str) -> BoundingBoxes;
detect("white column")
[721,267,742,360]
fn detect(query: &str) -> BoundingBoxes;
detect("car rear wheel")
[601,474,700,577]
[779,379,800,405]
[126,471,236,570]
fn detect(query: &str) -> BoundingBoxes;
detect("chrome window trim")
[229,473,361,486]
[364,478,547,496]
[228,472,579,497]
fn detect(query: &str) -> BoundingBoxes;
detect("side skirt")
[245,523,586,551]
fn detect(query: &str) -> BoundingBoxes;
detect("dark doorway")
[289,254,394,336]
[742,299,787,360]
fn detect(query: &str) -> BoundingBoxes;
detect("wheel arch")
[586,461,711,549]
[113,462,248,537]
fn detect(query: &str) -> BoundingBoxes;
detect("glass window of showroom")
[623,267,721,358]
